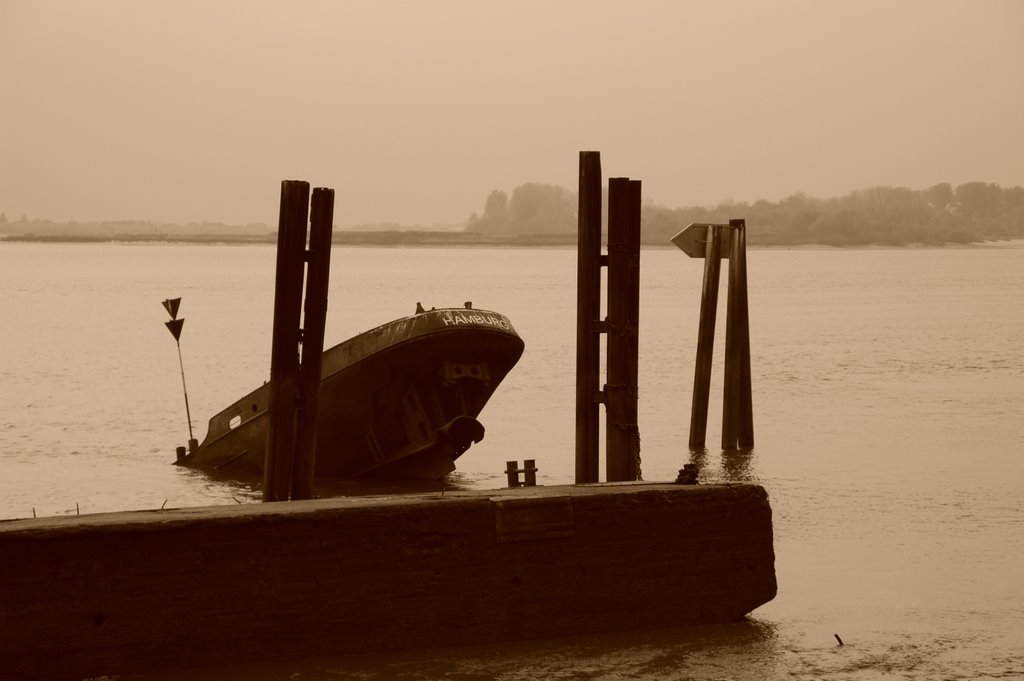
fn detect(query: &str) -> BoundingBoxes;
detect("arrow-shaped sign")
[671,223,733,259]
[162,297,182,319]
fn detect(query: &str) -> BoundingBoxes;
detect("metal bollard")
[505,460,520,487]
[523,459,537,486]
[505,460,539,487]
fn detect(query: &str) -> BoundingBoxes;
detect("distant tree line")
[466,181,1024,246]
[465,184,577,236]
[6,182,1022,247]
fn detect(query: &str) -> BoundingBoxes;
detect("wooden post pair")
[263,180,335,502]
[672,220,754,451]
[575,151,642,483]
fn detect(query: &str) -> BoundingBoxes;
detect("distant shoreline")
[0,231,579,247]
[3,232,1021,249]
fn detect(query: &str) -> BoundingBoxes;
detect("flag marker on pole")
[162,298,196,451]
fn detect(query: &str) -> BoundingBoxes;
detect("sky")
[2,0,1022,227]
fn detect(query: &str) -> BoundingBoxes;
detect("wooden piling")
[688,225,723,450]
[606,178,641,481]
[576,151,602,484]
[735,221,755,449]
[263,180,310,502]
[626,180,642,472]
[722,219,754,450]
[291,187,335,500]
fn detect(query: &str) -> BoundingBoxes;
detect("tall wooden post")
[722,219,754,450]
[688,225,723,450]
[575,151,602,484]
[263,180,310,502]
[606,178,642,481]
[626,180,642,473]
[291,187,335,500]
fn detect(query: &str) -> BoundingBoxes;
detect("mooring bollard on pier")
[505,459,538,487]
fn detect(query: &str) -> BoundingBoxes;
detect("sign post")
[673,221,754,451]
[162,297,197,452]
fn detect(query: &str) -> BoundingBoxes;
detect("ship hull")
[176,308,524,480]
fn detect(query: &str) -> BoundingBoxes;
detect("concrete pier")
[0,482,776,680]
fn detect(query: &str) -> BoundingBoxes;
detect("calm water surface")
[2,241,1023,679]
